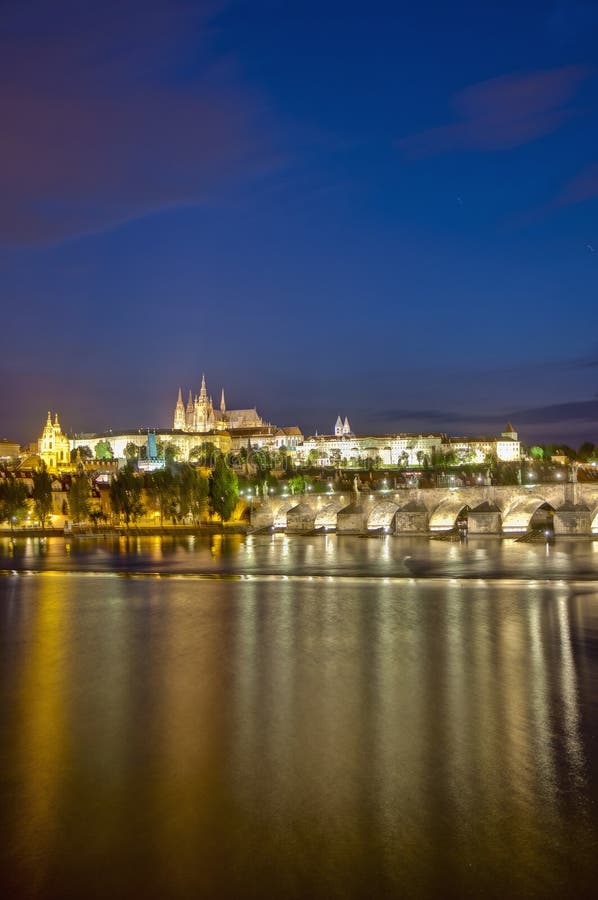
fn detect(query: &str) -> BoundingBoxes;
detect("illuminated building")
[296,420,520,466]
[0,439,20,459]
[38,411,70,470]
[173,374,264,433]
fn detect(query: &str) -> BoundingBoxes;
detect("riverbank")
[0,523,249,537]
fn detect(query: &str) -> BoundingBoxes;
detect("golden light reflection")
[14,575,72,886]
[555,594,584,780]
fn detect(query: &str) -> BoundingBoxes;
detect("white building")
[295,418,520,467]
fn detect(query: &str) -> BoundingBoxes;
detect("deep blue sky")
[1,0,597,444]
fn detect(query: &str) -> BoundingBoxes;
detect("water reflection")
[3,533,598,584]
[10,575,72,893]
[1,542,597,897]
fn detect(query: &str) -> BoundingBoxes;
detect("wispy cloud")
[556,162,598,206]
[0,0,272,244]
[397,65,591,157]
[378,399,598,429]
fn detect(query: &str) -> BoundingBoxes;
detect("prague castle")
[30,372,521,470]
[173,374,263,432]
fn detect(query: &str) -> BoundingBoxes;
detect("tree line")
[108,457,239,526]
[0,456,242,530]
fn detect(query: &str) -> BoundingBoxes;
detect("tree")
[209,456,239,522]
[109,466,144,527]
[163,442,180,464]
[442,450,458,467]
[530,446,544,460]
[251,449,272,491]
[69,473,91,523]
[70,445,93,462]
[578,442,595,462]
[288,475,305,494]
[32,466,53,529]
[275,446,290,471]
[146,468,179,526]
[190,442,219,466]
[179,466,209,524]
[307,449,320,467]
[95,440,114,460]
[493,461,520,485]
[0,477,29,530]
[124,442,139,461]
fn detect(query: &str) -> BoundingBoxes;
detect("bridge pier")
[337,502,369,534]
[286,502,316,533]
[394,502,429,533]
[553,502,592,536]
[468,502,502,535]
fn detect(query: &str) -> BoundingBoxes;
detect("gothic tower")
[185,389,194,430]
[173,387,186,430]
[193,374,215,432]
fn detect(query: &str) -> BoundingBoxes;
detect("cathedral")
[173,374,264,433]
[39,411,70,468]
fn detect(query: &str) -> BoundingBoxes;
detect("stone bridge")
[250,483,598,536]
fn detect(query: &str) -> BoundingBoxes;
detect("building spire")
[220,388,226,413]
[199,373,208,400]
[173,386,186,430]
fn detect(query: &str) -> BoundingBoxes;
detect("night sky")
[1,0,597,445]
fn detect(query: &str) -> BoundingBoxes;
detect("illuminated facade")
[173,374,264,433]
[38,412,70,470]
[296,421,521,466]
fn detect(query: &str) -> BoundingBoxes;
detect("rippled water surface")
[1,534,598,899]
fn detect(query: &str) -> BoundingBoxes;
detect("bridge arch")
[314,497,351,530]
[271,497,302,528]
[367,500,401,532]
[429,497,471,531]
[502,495,554,533]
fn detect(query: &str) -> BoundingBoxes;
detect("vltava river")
[1,534,598,899]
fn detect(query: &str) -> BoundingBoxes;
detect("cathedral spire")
[220,388,226,413]
[199,373,208,401]
[173,387,186,430]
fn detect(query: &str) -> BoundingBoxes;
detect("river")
[1,534,598,898]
